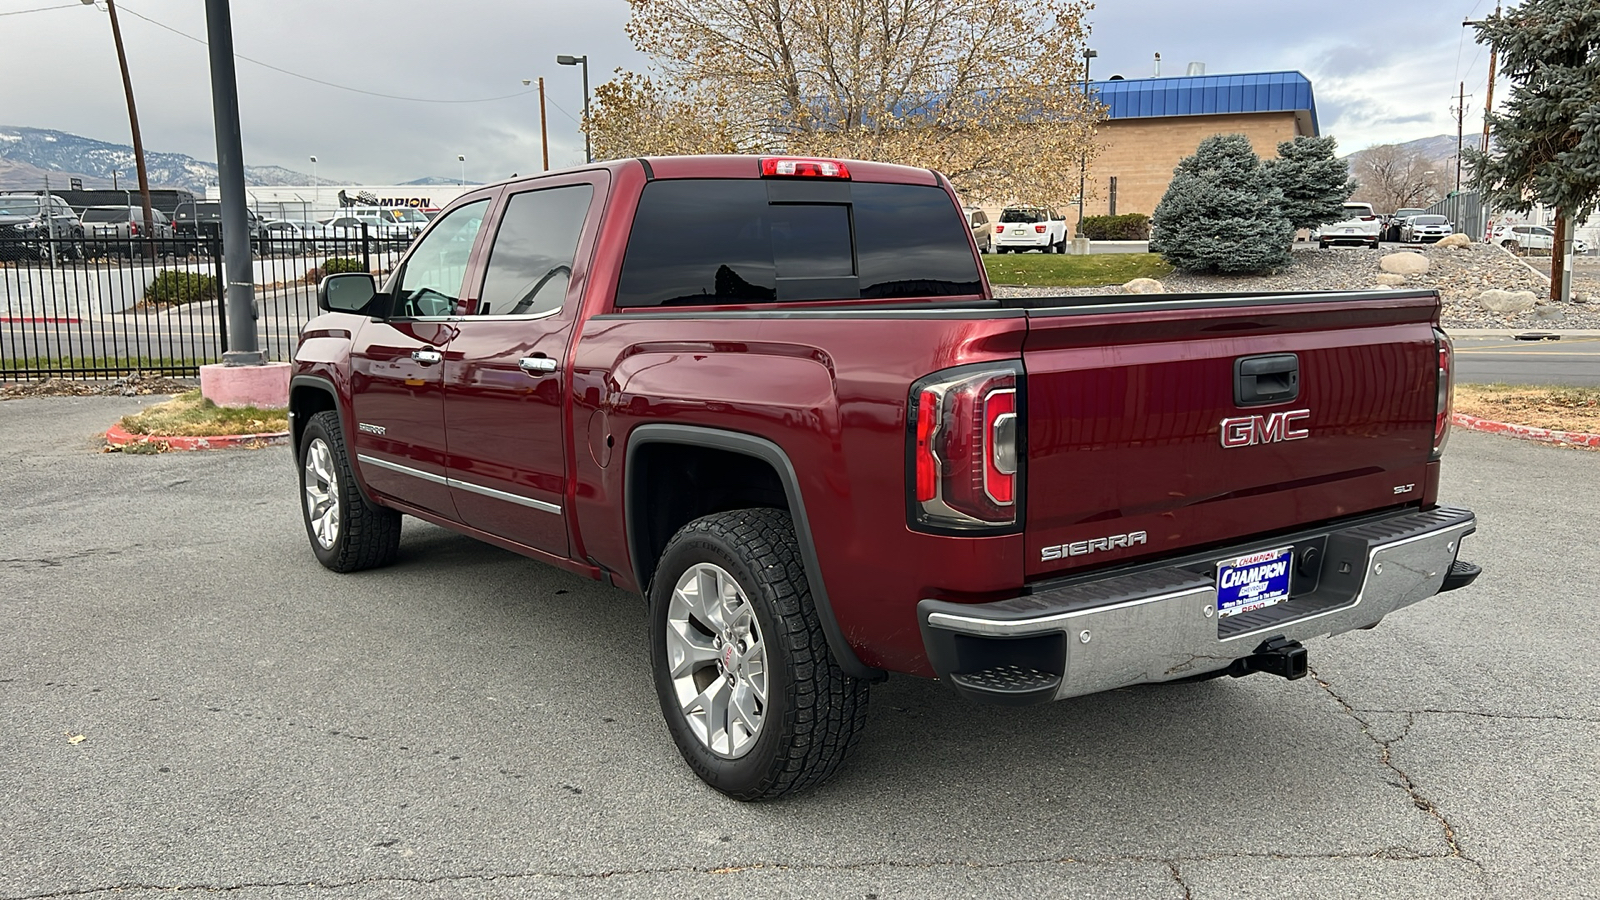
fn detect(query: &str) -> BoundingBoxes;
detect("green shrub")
[322,257,365,275]
[142,270,219,306]
[1150,133,1294,274]
[1080,213,1151,241]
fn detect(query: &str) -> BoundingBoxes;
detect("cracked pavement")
[1,397,1595,899]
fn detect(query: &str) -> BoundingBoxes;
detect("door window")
[477,184,594,317]
[393,199,488,318]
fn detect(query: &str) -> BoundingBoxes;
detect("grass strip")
[982,252,1173,287]
[1454,384,1600,434]
[119,389,287,437]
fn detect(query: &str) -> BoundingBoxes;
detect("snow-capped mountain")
[0,126,335,193]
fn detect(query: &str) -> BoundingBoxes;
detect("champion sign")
[1216,547,1294,617]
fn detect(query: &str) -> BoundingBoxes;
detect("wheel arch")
[624,424,883,681]
[290,374,383,511]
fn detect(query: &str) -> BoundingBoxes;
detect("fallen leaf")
[67,734,86,745]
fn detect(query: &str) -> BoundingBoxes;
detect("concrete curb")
[1451,412,1600,449]
[105,422,290,452]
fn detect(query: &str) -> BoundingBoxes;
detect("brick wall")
[1082,111,1305,219]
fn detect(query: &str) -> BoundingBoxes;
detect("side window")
[477,184,594,317]
[393,199,488,318]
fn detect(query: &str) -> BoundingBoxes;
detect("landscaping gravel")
[994,243,1600,331]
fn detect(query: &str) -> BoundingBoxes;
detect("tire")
[298,410,402,573]
[1503,240,1520,255]
[1318,240,1329,250]
[649,508,870,800]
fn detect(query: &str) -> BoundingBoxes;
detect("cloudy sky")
[3,0,1508,184]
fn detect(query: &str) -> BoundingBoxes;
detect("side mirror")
[318,271,380,314]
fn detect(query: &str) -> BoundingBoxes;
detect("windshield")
[382,208,428,223]
[1413,215,1447,226]
[82,208,132,223]
[1395,209,1425,217]
[0,198,43,215]
[1000,208,1046,224]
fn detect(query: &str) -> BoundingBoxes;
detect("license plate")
[1342,228,1355,234]
[1012,228,1028,234]
[1216,547,1293,618]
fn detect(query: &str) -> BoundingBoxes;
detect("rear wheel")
[299,410,401,572]
[1503,240,1520,255]
[649,508,870,800]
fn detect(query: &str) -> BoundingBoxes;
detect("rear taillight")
[995,225,1004,234]
[908,363,1024,532]
[1433,329,1453,459]
[1361,215,1377,222]
[130,222,140,236]
[1034,224,1047,233]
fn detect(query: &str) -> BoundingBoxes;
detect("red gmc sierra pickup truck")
[290,154,1481,800]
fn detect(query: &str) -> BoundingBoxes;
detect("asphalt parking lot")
[3,397,1597,899]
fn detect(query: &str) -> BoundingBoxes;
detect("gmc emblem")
[1220,409,1310,448]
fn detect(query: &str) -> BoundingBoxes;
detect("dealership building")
[1079,70,1320,219]
[205,184,475,222]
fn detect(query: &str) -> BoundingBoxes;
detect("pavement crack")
[1311,667,1470,861]
[1166,860,1193,899]
[1357,707,1600,724]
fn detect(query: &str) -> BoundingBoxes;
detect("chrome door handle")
[411,349,443,365]
[519,356,558,375]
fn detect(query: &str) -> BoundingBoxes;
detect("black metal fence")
[1,230,404,379]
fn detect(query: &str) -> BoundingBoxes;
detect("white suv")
[1492,223,1590,256]
[994,206,1068,253]
[1313,202,1382,249]
[338,206,430,244]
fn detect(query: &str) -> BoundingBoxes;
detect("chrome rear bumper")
[918,506,1478,705]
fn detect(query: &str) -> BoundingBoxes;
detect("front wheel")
[649,509,870,800]
[299,410,402,572]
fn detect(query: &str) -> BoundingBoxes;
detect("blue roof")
[1090,71,1319,135]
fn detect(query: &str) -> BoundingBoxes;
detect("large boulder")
[1380,252,1431,275]
[1436,233,1472,249]
[1375,273,1408,286]
[1123,277,1166,294]
[1476,289,1538,314]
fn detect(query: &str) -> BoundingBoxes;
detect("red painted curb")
[1451,412,1600,449]
[1,316,81,324]
[104,422,289,452]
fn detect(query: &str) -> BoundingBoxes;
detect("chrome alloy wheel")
[665,563,769,759]
[302,437,341,550]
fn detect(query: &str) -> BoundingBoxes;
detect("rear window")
[1000,208,1046,224]
[1343,204,1373,215]
[175,203,220,220]
[1413,215,1447,225]
[82,208,130,223]
[614,179,982,307]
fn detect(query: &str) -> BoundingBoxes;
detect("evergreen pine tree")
[1264,135,1357,231]
[1464,0,1600,297]
[1150,134,1294,274]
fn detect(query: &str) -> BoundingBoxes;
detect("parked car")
[338,206,429,245]
[79,205,175,256]
[1492,223,1591,255]
[0,193,84,260]
[292,153,1481,800]
[1400,214,1453,244]
[964,207,992,253]
[994,205,1068,253]
[263,220,337,255]
[1312,202,1381,249]
[172,200,268,253]
[1382,208,1427,242]
[322,216,395,251]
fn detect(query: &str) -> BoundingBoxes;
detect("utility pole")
[204,0,262,367]
[95,0,156,258]
[1465,4,1501,240]
[1454,81,1465,193]
[540,77,550,171]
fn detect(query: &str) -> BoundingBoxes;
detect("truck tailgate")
[1021,291,1441,579]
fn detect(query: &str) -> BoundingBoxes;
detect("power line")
[115,2,557,107]
[0,3,80,16]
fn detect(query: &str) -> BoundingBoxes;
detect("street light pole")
[557,54,591,164]
[309,155,317,218]
[458,155,466,187]
[1077,48,1097,241]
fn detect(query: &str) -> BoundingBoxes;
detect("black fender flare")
[624,423,883,682]
[289,374,384,512]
